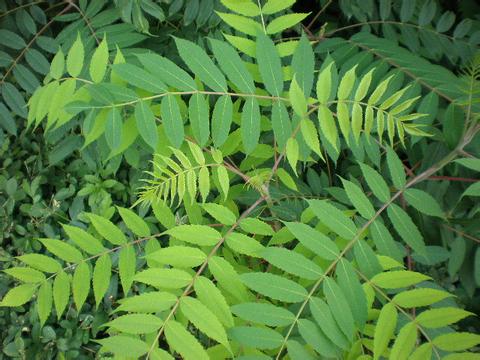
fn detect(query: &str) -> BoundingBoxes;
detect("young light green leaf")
[146,246,206,268]
[301,118,323,157]
[106,313,163,334]
[96,336,149,358]
[256,32,283,97]
[240,218,274,235]
[241,272,308,303]
[133,268,192,289]
[308,199,357,239]
[93,254,111,308]
[194,276,234,328]
[66,33,84,77]
[371,270,430,289]
[261,247,323,280]
[373,303,397,360]
[37,281,52,326]
[53,270,70,319]
[174,37,227,92]
[226,232,264,257]
[266,13,309,35]
[229,326,284,350]
[262,0,295,14]
[316,62,334,104]
[386,146,406,189]
[393,288,452,308]
[285,221,340,260]
[3,267,45,283]
[161,95,184,148]
[289,75,307,116]
[351,103,363,143]
[39,238,83,263]
[231,302,295,327]
[389,322,417,360]
[215,12,262,36]
[135,101,158,151]
[286,137,299,174]
[337,66,357,100]
[216,165,230,200]
[62,224,105,256]
[115,291,176,313]
[118,244,136,296]
[409,343,432,360]
[355,69,373,101]
[433,332,480,351]
[416,307,474,328]
[404,188,444,218]
[180,296,229,348]
[72,262,90,311]
[202,203,237,226]
[272,101,292,150]
[117,206,150,237]
[164,320,209,360]
[0,284,36,307]
[368,75,393,105]
[220,0,260,16]
[17,254,61,273]
[241,97,261,154]
[50,48,64,80]
[166,224,221,246]
[87,213,127,245]
[387,203,426,256]
[209,256,251,302]
[89,36,109,83]
[297,319,339,358]
[336,102,350,142]
[318,105,338,150]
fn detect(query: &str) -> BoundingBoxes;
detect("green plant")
[1,0,480,359]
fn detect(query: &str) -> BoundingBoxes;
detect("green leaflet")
[370,219,403,261]
[231,302,295,327]
[216,12,262,36]
[415,307,474,328]
[393,288,452,308]
[164,320,209,360]
[135,101,158,151]
[113,63,168,93]
[353,240,382,278]
[105,107,122,150]
[266,13,309,35]
[260,247,323,280]
[209,256,251,302]
[389,322,417,360]
[287,340,316,360]
[387,203,426,256]
[188,93,209,147]
[4,267,45,283]
[455,157,480,171]
[318,105,338,150]
[373,303,397,360]
[50,49,64,80]
[225,232,264,257]
[262,0,295,14]
[115,292,177,313]
[404,188,444,218]
[241,272,308,303]
[359,163,391,202]
[220,0,260,16]
[271,101,292,150]
[146,246,206,267]
[301,118,323,157]
[310,297,350,349]
[72,262,90,312]
[180,297,230,349]
[117,206,150,237]
[229,326,284,350]
[119,244,136,295]
[433,332,480,352]
[241,97,261,154]
[371,270,430,289]
[137,53,196,91]
[341,178,376,218]
[166,224,221,246]
[286,137,299,173]
[308,199,357,239]
[386,146,406,189]
[106,313,163,334]
[38,238,83,263]
[323,277,356,341]
[66,33,84,77]
[211,95,233,148]
[284,221,340,260]
[209,38,255,93]
[96,336,149,358]
[89,37,109,83]
[87,213,127,245]
[37,281,52,326]
[93,254,111,307]
[194,277,234,328]
[240,218,274,235]
[133,268,192,288]
[298,319,339,358]
[256,32,283,97]
[337,66,357,100]
[292,32,315,96]
[202,203,237,225]
[174,37,227,92]
[0,284,36,307]
[317,62,334,104]
[161,95,184,148]
[289,75,307,117]
[62,224,105,255]
[17,254,61,273]
[53,271,70,319]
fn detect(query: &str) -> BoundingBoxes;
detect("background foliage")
[0,0,479,359]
